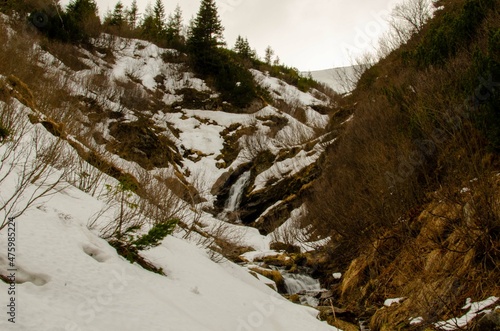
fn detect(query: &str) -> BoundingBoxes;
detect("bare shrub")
[0,100,68,231]
[270,213,309,249]
[379,0,434,58]
[97,179,143,240]
[66,157,107,197]
[275,121,315,147]
[136,169,188,226]
[239,131,272,162]
[204,220,248,263]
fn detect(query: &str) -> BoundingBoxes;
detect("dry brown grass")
[305,1,500,328]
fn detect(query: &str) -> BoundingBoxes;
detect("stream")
[282,271,323,306]
[218,171,252,222]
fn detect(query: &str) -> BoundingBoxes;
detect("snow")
[241,250,281,262]
[0,150,339,331]
[31,32,332,205]
[251,69,327,107]
[265,205,329,253]
[434,297,499,330]
[109,37,209,93]
[332,273,342,280]
[304,107,330,129]
[0,28,344,331]
[302,66,360,94]
[341,114,354,125]
[409,317,424,325]
[253,148,321,192]
[384,297,405,307]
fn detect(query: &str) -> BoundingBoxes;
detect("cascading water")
[219,171,252,222]
[282,272,323,307]
[225,171,251,211]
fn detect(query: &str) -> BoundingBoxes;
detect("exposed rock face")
[213,161,320,234]
[108,120,180,170]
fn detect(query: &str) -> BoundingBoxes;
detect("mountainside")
[305,0,500,329]
[1,0,500,330]
[0,10,344,331]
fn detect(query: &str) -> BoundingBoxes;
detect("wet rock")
[270,242,301,254]
[248,267,287,293]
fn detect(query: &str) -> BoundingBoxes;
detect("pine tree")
[165,5,184,47]
[127,0,139,29]
[65,0,101,42]
[234,35,254,59]
[107,1,124,27]
[153,0,166,36]
[188,0,225,51]
[140,1,166,42]
[273,56,280,66]
[264,46,275,65]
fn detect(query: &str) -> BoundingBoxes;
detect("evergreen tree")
[264,45,274,65]
[234,35,254,59]
[188,0,225,51]
[104,1,125,28]
[165,5,184,48]
[65,0,101,42]
[140,0,166,41]
[273,56,280,66]
[186,0,257,109]
[153,0,166,36]
[127,0,139,29]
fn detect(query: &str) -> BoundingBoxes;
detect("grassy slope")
[307,0,500,329]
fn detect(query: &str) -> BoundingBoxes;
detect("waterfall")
[283,273,321,294]
[225,171,251,212]
[282,272,322,306]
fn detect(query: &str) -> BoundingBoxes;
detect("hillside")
[0,6,343,331]
[306,0,500,329]
[1,0,500,330]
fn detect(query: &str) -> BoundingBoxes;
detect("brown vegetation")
[306,0,500,328]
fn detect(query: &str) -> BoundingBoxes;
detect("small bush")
[133,219,179,250]
[109,239,165,275]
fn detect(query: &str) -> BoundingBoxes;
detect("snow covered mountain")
[302,66,362,94]
[0,156,336,331]
[0,16,341,331]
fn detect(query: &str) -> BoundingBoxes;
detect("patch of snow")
[304,106,329,129]
[409,317,424,325]
[384,297,405,307]
[434,297,499,330]
[253,149,321,192]
[241,250,281,262]
[251,69,327,107]
[341,114,354,125]
[462,297,472,310]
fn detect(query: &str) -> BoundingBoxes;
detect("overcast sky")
[60,0,399,71]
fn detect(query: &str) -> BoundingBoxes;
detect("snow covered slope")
[0,104,339,331]
[302,66,361,94]
[0,25,341,330]
[0,186,338,331]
